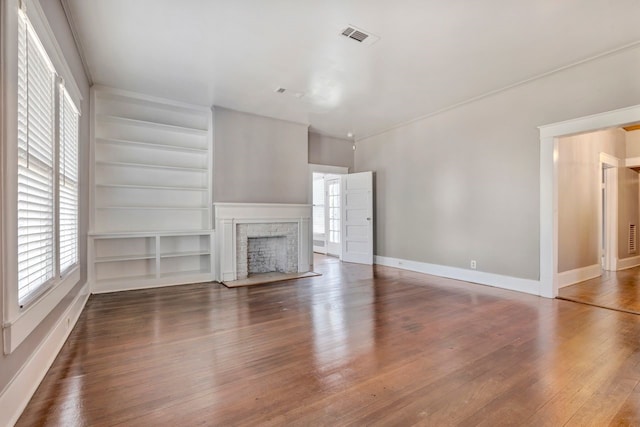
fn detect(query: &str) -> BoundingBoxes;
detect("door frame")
[599,153,620,272]
[308,164,349,259]
[539,104,640,298]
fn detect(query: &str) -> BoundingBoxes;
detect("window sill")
[3,266,81,354]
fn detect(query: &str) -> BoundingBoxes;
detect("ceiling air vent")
[340,25,379,46]
[274,87,305,99]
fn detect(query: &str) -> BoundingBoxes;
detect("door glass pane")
[328,179,340,244]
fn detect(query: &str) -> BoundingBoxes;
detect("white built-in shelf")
[96,206,209,210]
[95,254,156,263]
[96,160,207,172]
[160,251,210,259]
[96,183,207,192]
[90,230,213,238]
[91,87,214,292]
[96,137,207,153]
[97,114,208,135]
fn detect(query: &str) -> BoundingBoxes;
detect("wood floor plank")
[16,255,640,426]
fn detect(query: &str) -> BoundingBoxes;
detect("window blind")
[17,11,57,304]
[59,87,79,273]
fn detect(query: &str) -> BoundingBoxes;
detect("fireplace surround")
[214,203,312,282]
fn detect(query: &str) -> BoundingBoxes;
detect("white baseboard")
[616,255,640,271]
[0,282,90,427]
[557,264,602,288]
[374,256,541,296]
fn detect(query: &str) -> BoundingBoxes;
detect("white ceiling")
[66,0,640,139]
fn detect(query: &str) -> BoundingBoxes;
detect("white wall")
[355,45,640,282]
[0,0,90,401]
[214,107,309,204]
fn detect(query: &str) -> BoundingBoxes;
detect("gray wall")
[0,0,90,394]
[354,45,640,281]
[557,129,626,272]
[308,132,354,169]
[214,107,309,204]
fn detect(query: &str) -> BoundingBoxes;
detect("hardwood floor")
[558,267,640,315]
[17,256,640,426]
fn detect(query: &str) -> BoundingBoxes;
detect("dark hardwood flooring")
[17,256,640,426]
[558,267,640,315]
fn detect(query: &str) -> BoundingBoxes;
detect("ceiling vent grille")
[340,25,379,46]
[630,224,637,254]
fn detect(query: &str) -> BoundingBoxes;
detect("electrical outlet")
[470,260,477,269]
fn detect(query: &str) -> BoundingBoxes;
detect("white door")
[341,171,373,264]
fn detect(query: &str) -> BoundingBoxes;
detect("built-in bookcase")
[89,87,214,292]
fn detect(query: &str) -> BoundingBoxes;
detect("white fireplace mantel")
[214,203,312,282]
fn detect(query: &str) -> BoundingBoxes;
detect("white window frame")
[2,0,83,354]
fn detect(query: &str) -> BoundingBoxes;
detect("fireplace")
[215,203,312,282]
[236,222,298,279]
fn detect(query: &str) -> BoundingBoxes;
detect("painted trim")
[375,256,541,296]
[616,255,640,271]
[604,166,618,271]
[625,156,640,167]
[0,282,89,427]
[600,152,622,167]
[558,264,601,288]
[599,153,619,272]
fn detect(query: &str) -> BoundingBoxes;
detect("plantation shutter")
[59,87,79,273]
[17,11,57,304]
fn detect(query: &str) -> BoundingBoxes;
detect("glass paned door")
[327,178,341,256]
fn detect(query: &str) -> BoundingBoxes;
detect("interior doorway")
[312,172,343,257]
[540,105,640,298]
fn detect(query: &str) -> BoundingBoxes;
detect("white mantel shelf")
[214,203,312,282]
[214,203,311,220]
